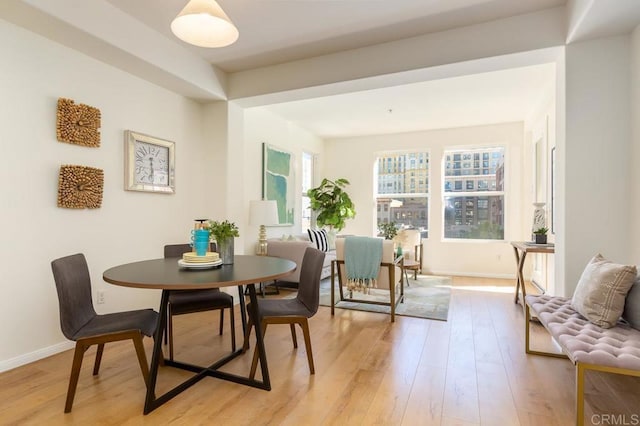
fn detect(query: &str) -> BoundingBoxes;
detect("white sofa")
[266,234,335,284]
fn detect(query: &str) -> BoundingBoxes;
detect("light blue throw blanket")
[344,236,383,292]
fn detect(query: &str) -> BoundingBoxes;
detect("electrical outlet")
[97,290,105,304]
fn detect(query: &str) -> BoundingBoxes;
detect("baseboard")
[0,340,74,373]
[428,270,516,280]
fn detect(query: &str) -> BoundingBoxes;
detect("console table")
[510,241,554,313]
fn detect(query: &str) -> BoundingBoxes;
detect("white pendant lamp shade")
[171,0,239,48]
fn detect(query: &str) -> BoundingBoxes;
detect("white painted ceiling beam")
[0,0,226,101]
[227,7,566,105]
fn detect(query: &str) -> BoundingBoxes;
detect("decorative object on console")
[262,143,295,225]
[533,227,548,244]
[56,98,101,147]
[205,219,239,264]
[57,165,104,209]
[171,0,239,48]
[124,130,175,194]
[249,199,279,256]
[531,202,546,239]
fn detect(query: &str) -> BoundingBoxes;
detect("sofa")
[266,234,336,285]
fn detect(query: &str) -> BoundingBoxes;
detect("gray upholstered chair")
[163,244,235,360]
[51,253,158,413]
[242,247,325,377]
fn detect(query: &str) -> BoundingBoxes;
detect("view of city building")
[443,147,505,240]
[376,152,429,237]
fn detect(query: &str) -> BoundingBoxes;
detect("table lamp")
[249,200,279,256]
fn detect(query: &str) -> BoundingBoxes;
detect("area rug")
[318,275,452,321]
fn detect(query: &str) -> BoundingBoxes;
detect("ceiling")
[6,0,640,139]
[264,63,556,138]
[106,0,565,73]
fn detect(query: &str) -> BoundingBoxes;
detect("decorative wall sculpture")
[57,165,104,209]
[56,98,101,147]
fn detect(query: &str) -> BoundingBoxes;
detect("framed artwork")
[262,143,295,225]
[124,130,175,194]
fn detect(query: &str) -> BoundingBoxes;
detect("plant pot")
[217,237,234,264]
[535,234,547,244]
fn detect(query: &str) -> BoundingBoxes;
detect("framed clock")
[124,130,175,194]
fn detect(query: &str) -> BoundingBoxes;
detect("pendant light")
[171,0,238,48]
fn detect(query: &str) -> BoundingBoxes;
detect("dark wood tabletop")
[103,255,296,290]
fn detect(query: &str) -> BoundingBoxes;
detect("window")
[443,147,505,240]
[376,151,429,238]
[301,152,314,232]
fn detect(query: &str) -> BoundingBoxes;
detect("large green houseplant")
[307,178,356,232]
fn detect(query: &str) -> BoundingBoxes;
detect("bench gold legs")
[525,303,640,426]
[524,303,568,358]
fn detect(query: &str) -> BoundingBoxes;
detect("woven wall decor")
[56,98,101,147]
[57,165,104,209]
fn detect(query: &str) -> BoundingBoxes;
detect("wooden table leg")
[512,246,521,304]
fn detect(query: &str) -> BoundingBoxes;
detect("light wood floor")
[1,277,638,425]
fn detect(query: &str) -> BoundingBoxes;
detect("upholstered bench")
[525,294,640,426]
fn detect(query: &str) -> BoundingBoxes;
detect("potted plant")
[307,178,356,232]
[205,220,240,264]
[533,227,548,244]
[378,222,398,240]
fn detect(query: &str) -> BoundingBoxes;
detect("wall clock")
[124,130,175,194]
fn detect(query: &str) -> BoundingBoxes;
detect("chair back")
[335,238,398,289]
[297,247,326,315]
[164,243,216,258]
[51,253,97,341]
[395,229,422,261]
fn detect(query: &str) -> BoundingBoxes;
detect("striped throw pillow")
[307,229,329,252]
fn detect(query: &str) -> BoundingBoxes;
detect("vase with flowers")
[205,220,239,264]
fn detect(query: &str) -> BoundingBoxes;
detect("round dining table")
[103,255,296,414]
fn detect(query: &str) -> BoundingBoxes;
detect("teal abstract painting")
[263,143,295,225]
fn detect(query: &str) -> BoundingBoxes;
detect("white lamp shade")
[249,200,279,226]
[171,0,239,48]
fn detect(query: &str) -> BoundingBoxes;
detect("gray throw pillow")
[623,274,640,331]
[571,254,637,328]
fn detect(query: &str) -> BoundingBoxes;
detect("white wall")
[631,25,640,262]
[0,20,214,370]
[242,108,324,253]
[323,122,524,278]
[563,35,632,296]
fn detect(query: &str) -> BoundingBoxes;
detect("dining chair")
[163,244,235,360]
[242,247,325,377]
[51,253,158,413]
[396,229,423,282]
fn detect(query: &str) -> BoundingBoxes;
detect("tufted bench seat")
[525,294,640,426]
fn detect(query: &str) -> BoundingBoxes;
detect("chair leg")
[219,308,225,335]
[131,333,150,387]
[249,321,267,379]
[299,319,315,374]
[576,363,585,426]
[290,323,298,348]
[92,343,104,375]
[65,342,87,413]
[229,306,236,352]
